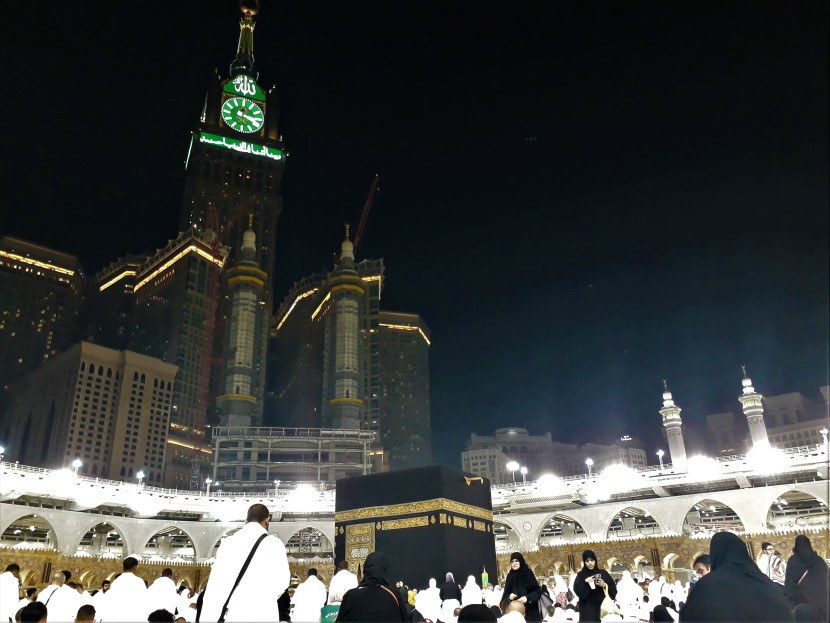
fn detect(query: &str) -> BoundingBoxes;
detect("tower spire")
[230,0,260,79]
[738,365,770,449]
[659,380,688,471]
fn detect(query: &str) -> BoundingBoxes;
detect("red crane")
[352,174,379,255]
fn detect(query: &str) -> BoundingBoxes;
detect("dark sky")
[3,1,828,468]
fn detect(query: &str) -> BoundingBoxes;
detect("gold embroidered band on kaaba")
[335,497,493,522]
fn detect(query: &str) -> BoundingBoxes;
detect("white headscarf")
[462,575,483,606]
[614,570,641,610]
[553,575,568,595]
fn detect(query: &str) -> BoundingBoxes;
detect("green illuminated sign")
[223,75,266,101]
[199,132,283,161]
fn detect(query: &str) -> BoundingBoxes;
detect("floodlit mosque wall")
[2,443,828,590]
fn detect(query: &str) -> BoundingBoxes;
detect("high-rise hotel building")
[0,236,83,422]
[4,341,177,482]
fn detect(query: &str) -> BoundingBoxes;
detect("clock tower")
[180,0,284,428]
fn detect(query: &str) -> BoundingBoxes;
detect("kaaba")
[335,465,499,589]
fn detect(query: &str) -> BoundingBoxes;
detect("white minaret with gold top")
[739,365,770,449]
[659,380,687,470]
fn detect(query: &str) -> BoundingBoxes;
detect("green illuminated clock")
[221,97,264,134]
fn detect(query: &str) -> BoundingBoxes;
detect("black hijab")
[503,553,539,597]
[679,532,792,622]
[360,551,392,588]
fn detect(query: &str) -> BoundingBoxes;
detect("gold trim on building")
[381,516,430,530]
[228,275,265,287]
[335,497,493,522]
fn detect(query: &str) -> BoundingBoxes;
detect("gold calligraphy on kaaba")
[334,497,493,522]
[346,522,375,574]
[381,516,430,530]
[452,516,467,528]
[473,521,486,531]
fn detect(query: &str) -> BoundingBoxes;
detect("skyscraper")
[0,236,83,421]
[378,311,432,469]
[126,230,225,487]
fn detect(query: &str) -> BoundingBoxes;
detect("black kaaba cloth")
[335,465,498,589]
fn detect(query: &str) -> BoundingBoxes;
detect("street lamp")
[205,477,212,496]
[520,466,528,483]
[136,470,145,485]
[72,458,82,475]
[820,428,828,446]
[585,458,593,477]
[657,450,665,470]
[506,461,519,483]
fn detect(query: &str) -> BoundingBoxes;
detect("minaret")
[327,226,364,430]
[659,380,687,470]
[738,365,770,449]
[216,217,267,427]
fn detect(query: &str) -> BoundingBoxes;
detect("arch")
[606,507,662,539]
[139,525,199,561]
[1,513,59,550]
[211,526,243,557]
[493,521,521,553]
[536,513,587,546]
[74,521,127,558]
[765,489,828,532]
[284,527,334,559]
[682,499,746,536]
[78,570,100,589]
[19,568,39,587]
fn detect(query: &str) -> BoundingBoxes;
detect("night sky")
[3,1,828,469]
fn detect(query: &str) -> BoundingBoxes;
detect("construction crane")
[353,174,379,255]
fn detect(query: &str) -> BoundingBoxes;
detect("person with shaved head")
[199,504,290,622]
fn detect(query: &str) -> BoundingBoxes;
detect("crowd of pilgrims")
[1,507,827,623]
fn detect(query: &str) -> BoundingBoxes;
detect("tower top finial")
[741,364,747,378]
[230,0,260,79]
[345,223,351,240]
[248,213,254,229]
[663,379,668,391]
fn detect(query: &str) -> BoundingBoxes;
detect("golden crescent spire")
[240,0,260,17]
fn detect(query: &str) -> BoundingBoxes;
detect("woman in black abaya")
[679,531,792,622]
[337,551,409,622]
[500,552,543,622]
[573,550,616,623]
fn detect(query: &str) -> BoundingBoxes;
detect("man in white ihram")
[291,568,328,623]
[199,503,290,622]
[147,568,179,615]
[37,571,81,623]
[100,556,149,622]
[327,561,358,606]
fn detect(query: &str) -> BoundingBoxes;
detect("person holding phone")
[573,550,617,622]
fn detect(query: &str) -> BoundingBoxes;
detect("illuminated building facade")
[0,236,82,419]
[378,311,432,469]
[463,428,648,484]
[126,230,225,488]
[270,242,433,474]
[87,256,144,350]
[270,248,384,436]
[3,341,177,483]
[210,426,375,487]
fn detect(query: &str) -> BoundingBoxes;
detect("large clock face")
[221,97,264,134]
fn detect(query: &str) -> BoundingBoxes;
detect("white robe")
[614,571,640,613]
[417,579,442,623]
[461,576,483,606]
[291,575,327,623]
[327,569,358,604]
[100,571,149,623]
[0,571,21,623]
[199,521,290,623]
[147,576,179,615]
[39,584,81,623]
